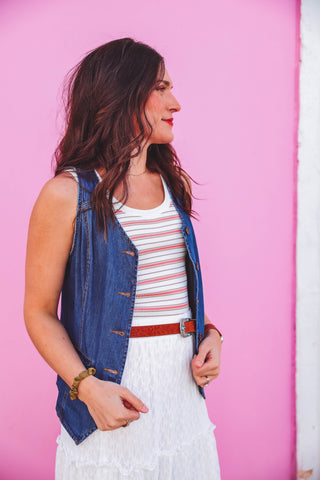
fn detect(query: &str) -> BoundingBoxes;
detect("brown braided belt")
[129,318,196,338]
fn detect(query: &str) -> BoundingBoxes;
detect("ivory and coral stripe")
[114,176,190,319]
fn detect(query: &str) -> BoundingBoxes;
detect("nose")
[169,92,181,113]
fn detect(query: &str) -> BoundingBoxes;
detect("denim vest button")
[117,291,131,297]
[185,226,190,234]
[104,368,118,375]
[196,262,199,270]
[198,333,202,342]
[110,330,125,336]
[121,250,135,256]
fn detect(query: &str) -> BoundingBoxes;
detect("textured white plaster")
[297,1,320,478]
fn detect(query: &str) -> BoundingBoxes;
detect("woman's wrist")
[77,372,99,402]
[204,323,224,343]
[69,367,96,400]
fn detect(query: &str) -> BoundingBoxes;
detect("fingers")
[124,407,140,422]
[191,354,220,387]
[191,355,219,376]
[120,387,149,414]
[122,399,137,410]
[194,372,218,387]
[202,375,211,387]
[193,362,219,378]
[192,341,214,370]
[90,403,139,431]
[84,381,149,432]
[193,349,207,368]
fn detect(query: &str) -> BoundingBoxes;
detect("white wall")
[297,1,320,478]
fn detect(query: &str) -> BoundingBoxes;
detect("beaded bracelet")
[204,324,224,343]
[69,367,96,400]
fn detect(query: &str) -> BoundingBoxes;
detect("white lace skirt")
[55,313,221,479]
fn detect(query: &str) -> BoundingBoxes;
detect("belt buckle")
[180,318,191,337]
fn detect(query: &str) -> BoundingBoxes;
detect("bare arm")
[24,173,148,429]
[24,173,84,386]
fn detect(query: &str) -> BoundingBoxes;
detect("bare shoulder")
[26,172,79,247]
[26,172,79,265]
[39,171,77,202]
[33,172,78,218]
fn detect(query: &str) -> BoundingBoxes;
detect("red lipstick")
[163,118,173,126]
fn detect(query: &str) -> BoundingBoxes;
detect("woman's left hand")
[191,328,222,388]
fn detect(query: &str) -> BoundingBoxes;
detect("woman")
[24,38,223,479]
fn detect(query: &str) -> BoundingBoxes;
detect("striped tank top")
[111,175,190,322]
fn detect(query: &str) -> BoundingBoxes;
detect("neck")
[128,142,149,175]
[96,140,152,178]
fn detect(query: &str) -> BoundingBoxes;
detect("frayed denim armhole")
[64,168,80,258]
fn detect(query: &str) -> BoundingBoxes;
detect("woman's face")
[144,69,181,145]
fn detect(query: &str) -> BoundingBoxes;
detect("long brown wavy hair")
[54,38,196,237]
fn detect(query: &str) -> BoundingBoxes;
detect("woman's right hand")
[78,375,149,430]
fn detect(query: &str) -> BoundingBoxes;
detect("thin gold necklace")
[128,169,147,176]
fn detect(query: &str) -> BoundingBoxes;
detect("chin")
[152,135,174,144]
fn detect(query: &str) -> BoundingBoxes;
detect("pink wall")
[0,0,300,478]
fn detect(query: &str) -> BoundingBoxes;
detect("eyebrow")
[157,79,173,89]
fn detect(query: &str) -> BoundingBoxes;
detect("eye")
[156,86,166,92]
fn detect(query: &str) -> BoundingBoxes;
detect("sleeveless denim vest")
[56,169,206,444]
